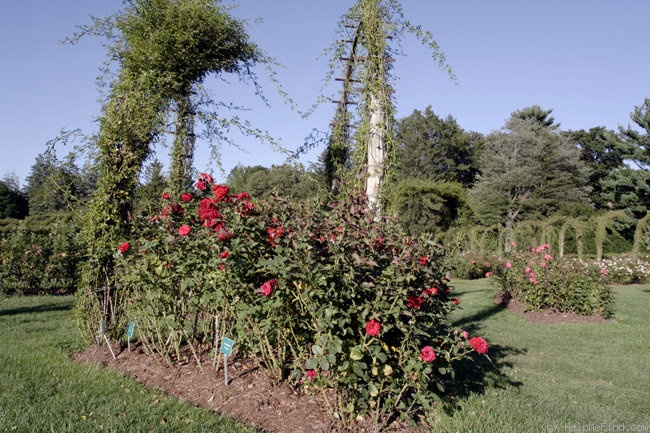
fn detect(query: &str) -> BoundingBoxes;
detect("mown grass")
[1,284,648,433]
[431,279,650,432]
[0,295,258,433]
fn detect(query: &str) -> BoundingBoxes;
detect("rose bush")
[113,174,489,426]
[489,243,613,318]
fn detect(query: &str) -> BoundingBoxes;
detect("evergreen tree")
[469,107,591,248]
[564,127,628,210]
[393,106,483,187]
[0,173,28,219]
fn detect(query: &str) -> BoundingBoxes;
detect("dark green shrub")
[112,175,490,427]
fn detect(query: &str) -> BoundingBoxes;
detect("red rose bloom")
[181,193,193,203]
[407,295,424,309]
[420,346,436,362]
[220,251,229,259]
[418,256,428,265]
[237,200,256,217]
[118,242,130,253]
[365,319,381,336]
[195,180,206,191]
[213,184,230,201]
[236,192,250,200]
[198,198,222,226]
[161,192,170,200]
[199,173,214,183]
[452,298,460,305]
[267,227,285,246]
[178,225,191,236]
[469,337,489,354]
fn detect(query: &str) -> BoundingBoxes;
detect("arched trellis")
[632,211,650,256]
[478,225,503,255]
[592,211,630,261]
[557,217,587,259]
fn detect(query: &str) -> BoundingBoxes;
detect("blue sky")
[1,0,649,187]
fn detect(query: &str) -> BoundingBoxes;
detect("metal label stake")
[220,337,234,386]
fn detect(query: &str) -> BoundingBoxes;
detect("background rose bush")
[113,175,489,426]
[489,244,614,318]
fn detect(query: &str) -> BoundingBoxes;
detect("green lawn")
[1,283,648,433]
[0,295,257,433]
[430,279,650,432]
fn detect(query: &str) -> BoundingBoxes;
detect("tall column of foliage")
[323,1,453,213]
[74,0,262,342]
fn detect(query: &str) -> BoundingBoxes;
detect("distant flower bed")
[591,254,650,285]
[485,244,614,318]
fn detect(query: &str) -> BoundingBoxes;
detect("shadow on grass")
[442,343,526,415]
[452,303,506,329]
[0,299,74,317]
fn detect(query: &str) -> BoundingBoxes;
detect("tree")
[134,159,167,216]
[393,106,483,187]
[600,167,650,220]
[226,164,326,201]
[0,175,28,219]
[24,152,83,215]
[469,107,591,250]
[620,98,650,168]
[564,127,628,210]
[511,104,558,129]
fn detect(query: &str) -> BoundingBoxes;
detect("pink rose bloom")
[485,271,493,278]
[178,225,191,236]
[504,262,512,268]
[544,254,552,261]
[462,330,469,339]
[540,262,547,268]
[420,346,436,362]
[259,279,279,296]
[305,370,317,381]
[365,319,381,336]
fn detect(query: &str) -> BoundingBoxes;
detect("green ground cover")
[1,281,648,432]
[432,279,650,432]
[0,295,256,433]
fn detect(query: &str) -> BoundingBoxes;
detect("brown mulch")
[494,293,612,324]
[71,344,424,433]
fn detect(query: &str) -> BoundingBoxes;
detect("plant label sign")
[126,322,136,339]
[220,337,234,386]
[220,337,234,356]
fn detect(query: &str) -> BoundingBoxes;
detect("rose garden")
[1,0,649,431]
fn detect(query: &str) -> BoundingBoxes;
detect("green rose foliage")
[113,173,488,424]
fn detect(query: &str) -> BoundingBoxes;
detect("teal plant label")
[126,322,135,338]
[220,337,234,356]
